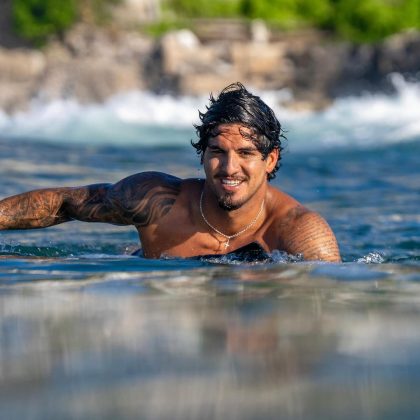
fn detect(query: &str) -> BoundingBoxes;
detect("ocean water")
[0,76,419,419]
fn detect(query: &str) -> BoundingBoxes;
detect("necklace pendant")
[200,190,265,254]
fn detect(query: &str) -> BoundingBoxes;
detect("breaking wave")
[0,73,419,151]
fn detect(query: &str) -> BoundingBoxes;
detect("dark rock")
[0,0,33,48]
[377,30,420,76]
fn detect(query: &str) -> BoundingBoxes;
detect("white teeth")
[222,179,241,186]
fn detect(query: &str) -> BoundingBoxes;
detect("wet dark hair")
[192,82,285,180]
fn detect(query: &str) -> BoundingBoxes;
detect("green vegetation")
[11,0,420,44]
[168,0,240,18]
[332,0,420,42]
[13,0,77,44]
[12,0,121,45]
[165,0,420,42]
[143,19,191,38]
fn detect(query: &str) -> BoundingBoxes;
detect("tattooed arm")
[281,207,341,262]
[0,187,74,229]
[0,172,181,230]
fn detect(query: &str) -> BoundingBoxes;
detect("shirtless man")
[0,83,341,262]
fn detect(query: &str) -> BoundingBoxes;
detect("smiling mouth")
[220,178,243,187]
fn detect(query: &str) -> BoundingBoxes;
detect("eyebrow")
[237,146,258,152]
[207,144,258,153]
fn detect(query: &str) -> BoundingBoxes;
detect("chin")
[217,194,244,211]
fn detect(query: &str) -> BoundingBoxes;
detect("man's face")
[203,123,278,210]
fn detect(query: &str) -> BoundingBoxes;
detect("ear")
[265,148,279,175]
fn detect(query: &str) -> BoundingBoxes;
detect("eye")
[209,147,223,154]
[238,149,256,157]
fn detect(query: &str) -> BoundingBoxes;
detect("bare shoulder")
[178,177,204,195]
[112,171,181,192]
[269,189,341,262]
[108,171,182,227]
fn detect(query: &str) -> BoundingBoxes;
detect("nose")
[221,152,240,175]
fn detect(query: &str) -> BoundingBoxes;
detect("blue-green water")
[0,84,419,418]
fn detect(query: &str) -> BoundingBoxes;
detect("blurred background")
[0,0,419,146]
[1,0,420,112]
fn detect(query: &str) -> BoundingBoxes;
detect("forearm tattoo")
[0,190,66,229]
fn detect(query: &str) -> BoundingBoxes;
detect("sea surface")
[0,77,419,419]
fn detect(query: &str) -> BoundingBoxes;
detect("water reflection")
[2,268,420,419]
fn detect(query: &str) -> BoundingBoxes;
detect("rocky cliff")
[1,22,419,113]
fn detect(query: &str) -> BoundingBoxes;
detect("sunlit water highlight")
[0,77,419,418]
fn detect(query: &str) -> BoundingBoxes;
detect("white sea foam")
[357,252,386,264]
[0,74,419,150]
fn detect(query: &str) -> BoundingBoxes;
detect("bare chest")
[137,211,278,258]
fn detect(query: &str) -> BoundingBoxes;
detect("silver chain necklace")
[199,189,265,250]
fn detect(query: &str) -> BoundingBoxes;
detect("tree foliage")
[13,0,77,44]
[11,0,420,44]
[167,0,420,42]
[333,0,420,42]
[168,0,241,18]
[12,0,121,45]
